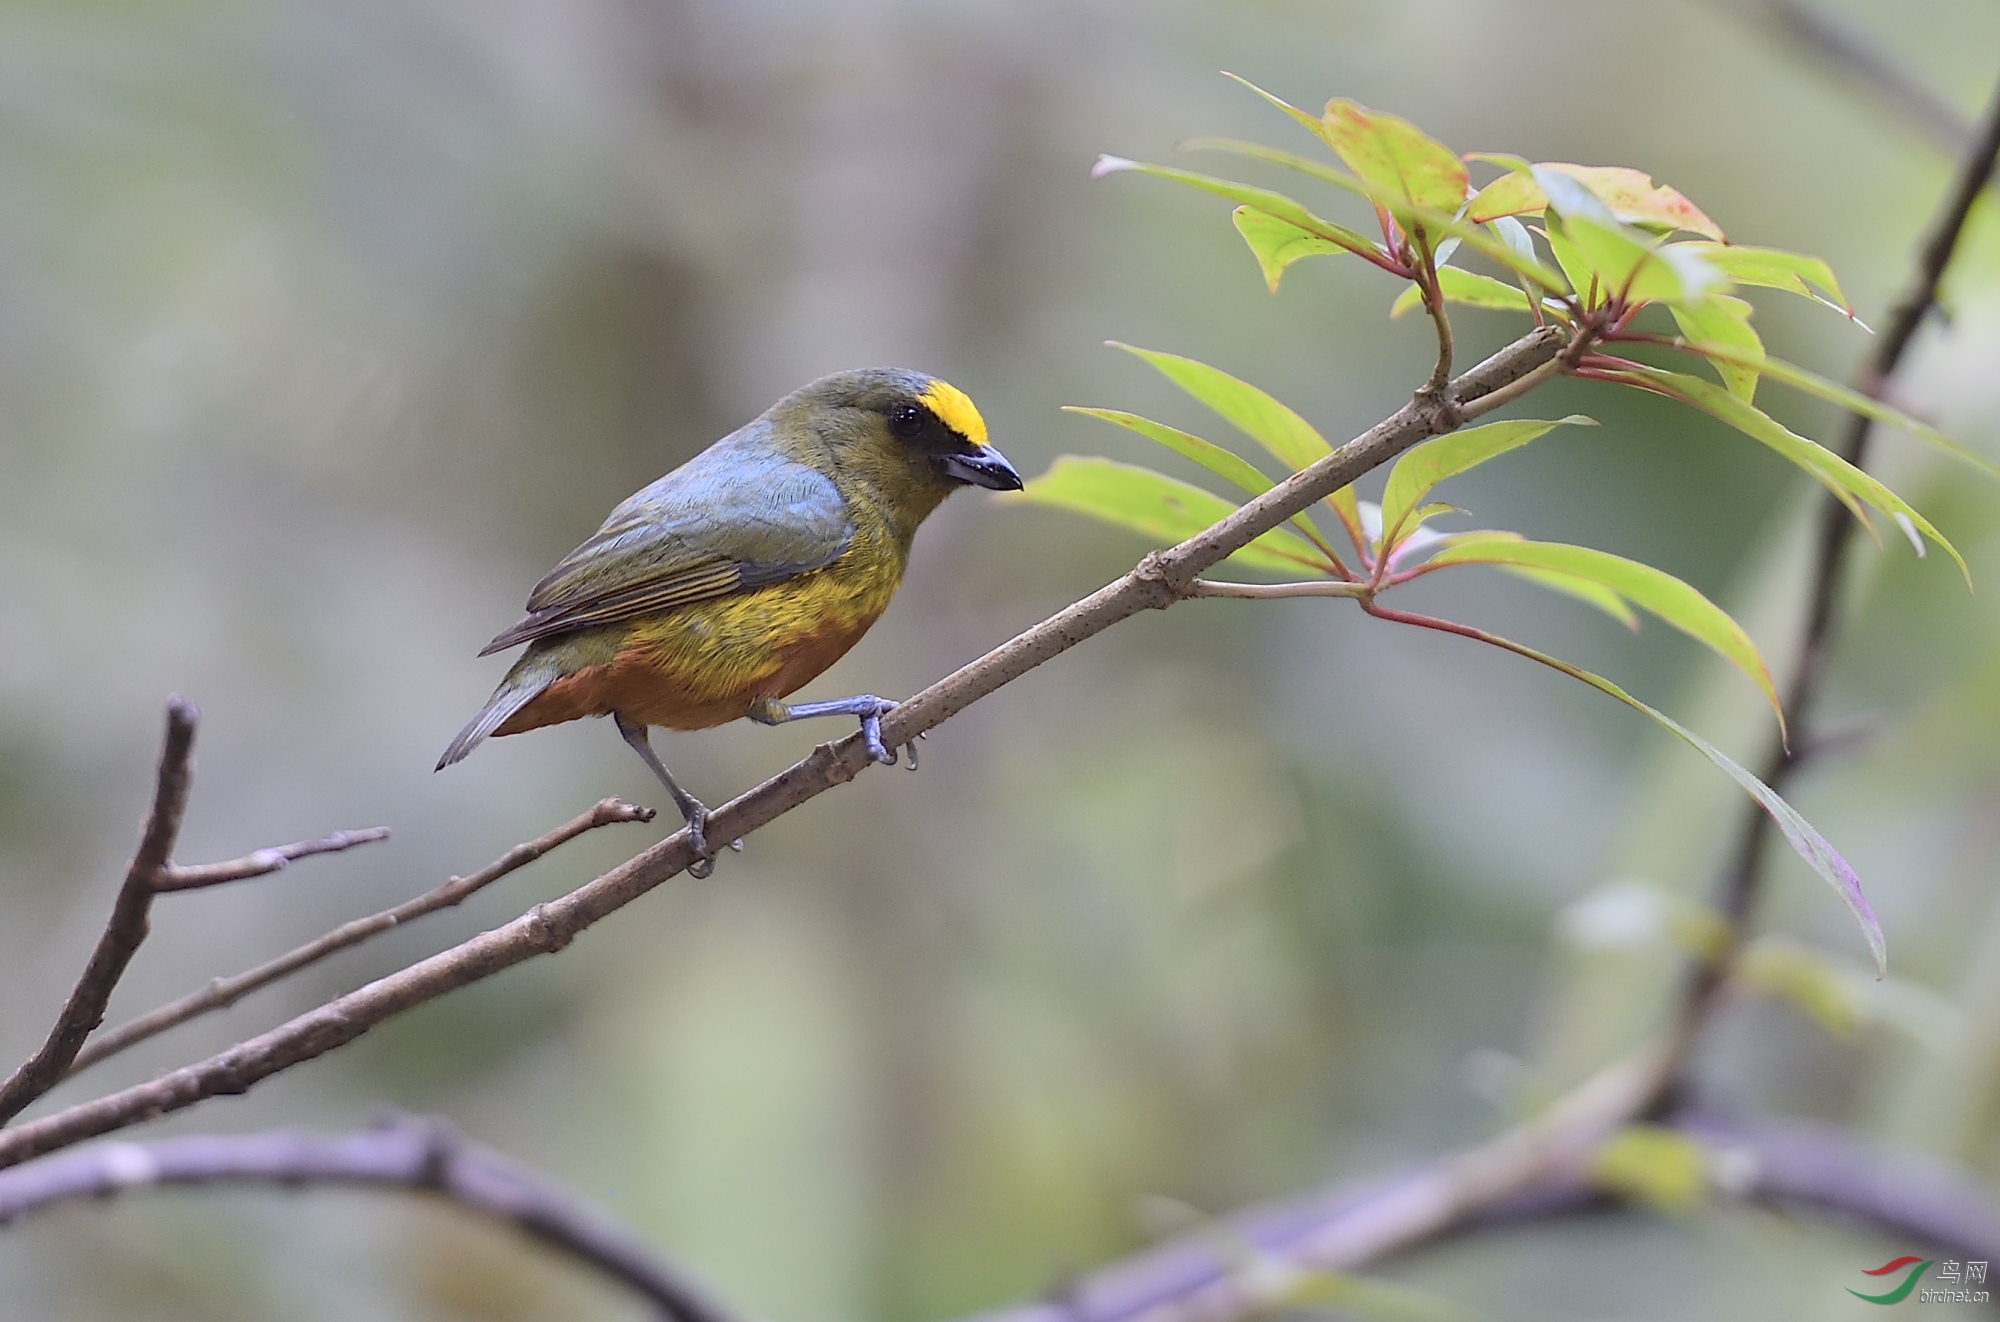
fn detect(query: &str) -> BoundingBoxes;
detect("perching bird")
[437,368,1021,871]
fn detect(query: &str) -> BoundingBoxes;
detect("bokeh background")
[3,1,2000,1318]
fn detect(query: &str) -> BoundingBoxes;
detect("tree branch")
[0,699,392,1125]
[66,798,655,1079]
[0,326,1567,1171]
[1653,67,2000,1106]
[0,1118,741,1322]
[0,699,198,1123]
[152,828,392,892]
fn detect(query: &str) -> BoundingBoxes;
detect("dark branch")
[0,1118,741,1322]
[0,699,199,1124]
[68,799,654,1079]
[0,327,1568,1171]
[1654,66,2000,1107]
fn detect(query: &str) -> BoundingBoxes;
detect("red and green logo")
[1848,1256,1933,1305]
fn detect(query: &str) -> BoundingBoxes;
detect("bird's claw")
[888,729,926,770]
[678,800,719,878]
[856,699,899,766]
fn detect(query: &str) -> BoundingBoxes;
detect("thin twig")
[0,700,199,1125]
[0,1118,740,1322]
[0,327,1568,1172]
[67,799,654,1078]
[1653,69,2000,1107]
[1184,579,1366,600]
[154,828,392,892]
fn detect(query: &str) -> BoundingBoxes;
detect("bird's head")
[779,368,1022,532]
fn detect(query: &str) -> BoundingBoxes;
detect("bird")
[437,368,1022,873]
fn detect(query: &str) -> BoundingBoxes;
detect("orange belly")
[500,614,876,733]
[491,561,896,737]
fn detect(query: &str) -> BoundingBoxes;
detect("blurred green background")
[3,1,2000,1318]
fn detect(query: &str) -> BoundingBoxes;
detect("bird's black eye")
[889,403,927,441]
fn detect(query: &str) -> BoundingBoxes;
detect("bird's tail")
[435,667,560,771]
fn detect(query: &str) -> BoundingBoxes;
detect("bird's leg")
[615,715,720,877]
[747,695,912,767]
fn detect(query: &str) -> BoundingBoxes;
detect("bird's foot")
[852,698,898,766]
[674,795,718,878]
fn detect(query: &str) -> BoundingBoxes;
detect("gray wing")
[478,439,852,654]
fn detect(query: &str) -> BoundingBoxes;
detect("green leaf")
[1670,343,2000,481]
[1427,534,1783,732]
[1467,163,1724,238]
[1418,619,1883,971]
[1498,564,1640,630]
[1061,406,1339,559]
[1185,138,1567,292]
[1320,98,1469,214]
[1610,366,1968,581]
[1092,156,1383,261]
[1111,343,1331,473]
[1231,207,1363,291]
[1378,418,1591,548]
[1557,217,1723,305]
[1389,266,1534,319]
[1019,457,1333,575]
[1222,72,1339,147]
[1592,1126,1708,1215]
[1669,294,1763,401]
[1675,242,1855,318]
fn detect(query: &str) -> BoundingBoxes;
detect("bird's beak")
[940,445,1024,491]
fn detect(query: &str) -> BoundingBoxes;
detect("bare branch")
[154,828,392,892]
[0,1118,741,1322]
[68,799,654,1079]
[0,327,1568,1171]
[0,699,199,1124]
[1654,67,2000,1107]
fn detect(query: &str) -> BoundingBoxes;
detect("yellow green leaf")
[1427,534,1783,733]
[1388,267,1534,319]
[1231,207,1366,292]
[1111,343,1331,473]
[1556,217,1723,305]
[1467,163,1723,239]
[1061,406,1338,559]
[1320,99,1469,215]
[1400,619,1883,971]
[1669,294,1764,401]
[1612,367,1968,582]
[1019,457,1333,576]
[1378,417,1591,549]
[1092,156,1380,260]
[1677,242,1855,319]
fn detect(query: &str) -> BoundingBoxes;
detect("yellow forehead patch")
[920,379,988,447]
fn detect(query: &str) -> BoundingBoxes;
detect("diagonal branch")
[0,1118,740,1322]
[0,326,1567,1172]
[66,798,655,1079]
[0,699,393,1126]
[0,700,199,1124]
[1653,66,2000,1103]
